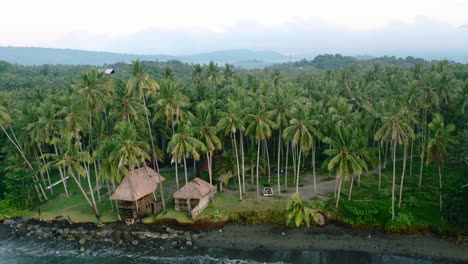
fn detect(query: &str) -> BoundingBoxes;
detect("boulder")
[3,219,16,225]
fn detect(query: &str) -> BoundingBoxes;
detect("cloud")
[49,17,468,58]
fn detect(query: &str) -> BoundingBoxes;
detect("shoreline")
[1,219,467,263]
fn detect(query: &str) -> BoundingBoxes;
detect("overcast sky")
[1,0,468,56]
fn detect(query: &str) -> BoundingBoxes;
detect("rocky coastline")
[1,219,202,256]
[1,218,467,263]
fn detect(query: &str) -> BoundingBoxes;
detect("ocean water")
[0,239,459,264]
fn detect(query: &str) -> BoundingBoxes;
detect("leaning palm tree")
[374,109,412,219]
[0,93,47,200]
[324,125,365,207]
[42,135,101,221]
[126,60,160,171]
[426,114,457,216]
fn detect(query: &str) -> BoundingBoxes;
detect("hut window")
[177,199,188,209]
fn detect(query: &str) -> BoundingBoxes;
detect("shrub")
[211,209,223,220]
[340,200,382,226]
[386,211,416,232]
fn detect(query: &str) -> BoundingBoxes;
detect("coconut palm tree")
[167,123,206,187]
[267,87,290,195]
[324,125,366,207]
[374,110,413,219]
[126,60,160,171]
[245,99,277,199]
[42,134,101,221]
[282,105,315,194]
[154,80,189,134]
[426,114,457,215]
[218,100,245,198]
[398,107,416,208]
[286,193,324,227]
[0,93,47,200]
[111,79,143,124]
[193,102,222,186]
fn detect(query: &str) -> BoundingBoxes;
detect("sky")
[1,0,468,57]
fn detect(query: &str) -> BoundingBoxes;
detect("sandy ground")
[196,224,468,263]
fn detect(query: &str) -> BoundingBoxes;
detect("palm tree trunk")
[438,164,443,215]
[232,133,242,200]
[86,163,98,213]
[285,142,289,191]
[398,143,408,208]
[312,141,317,195]
[0,125,47,200]
[296,148,302,194]
[105,172,114,212]
[384,141,388,169]
[378,142,382,191]
[335,176,343,207]
[348,175,354,200]
[256,139,261,200]
[183,154,188,184]
[292,144,297,185]
[175,157,179,189]
[38,144,53,195]
[240,133,245,194]
[409,138,414,175]
[193,159,196,177]
[419,147,425,191]
[70,171,101,221]
[54,144,69,197]
[277,130,281,195]
[207,153,212,185]
[265,140,271,183]
[391,141,397,220]
[79,144,97,210]
[143,96,160,174]
[94,160,101,202]
[159,178,166,212]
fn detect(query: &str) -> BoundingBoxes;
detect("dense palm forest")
[0,55,466,228]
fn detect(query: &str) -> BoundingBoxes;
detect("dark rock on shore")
[1,219,199,256]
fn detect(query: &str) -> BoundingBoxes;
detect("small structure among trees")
[111,167,165,224]
[173,178,216,218]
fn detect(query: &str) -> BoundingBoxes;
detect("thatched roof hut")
[173,178,216,218]
[111,167,165,202]
[173,178,216,199]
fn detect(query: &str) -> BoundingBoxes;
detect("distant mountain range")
[0,46,290,69]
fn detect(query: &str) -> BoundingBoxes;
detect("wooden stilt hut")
[111,167,165,224]
[173,178,216,218]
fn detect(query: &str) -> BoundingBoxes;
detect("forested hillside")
[0,55,466,228]
[0,47,288,69]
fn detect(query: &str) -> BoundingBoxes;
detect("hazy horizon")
[1,0,468,58]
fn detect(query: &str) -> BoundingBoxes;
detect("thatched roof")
[111,167,165,201]
[173,178,216,199]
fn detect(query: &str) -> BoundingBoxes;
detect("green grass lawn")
[28,157,464,229]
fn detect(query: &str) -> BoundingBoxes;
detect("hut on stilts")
[111,167,165,224]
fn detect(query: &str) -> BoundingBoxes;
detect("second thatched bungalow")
[173,178,216,218]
